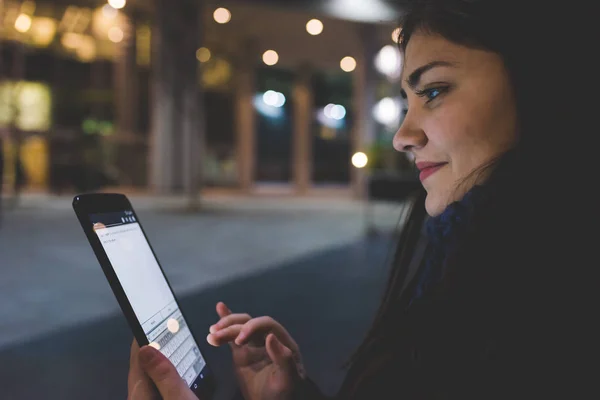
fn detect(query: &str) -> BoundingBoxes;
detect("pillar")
[292,65,313,194]
[150,0,204,197]
[112,16,139,186]
[351,24,378,199]
[114,17,138,136]
[234,40,258,193]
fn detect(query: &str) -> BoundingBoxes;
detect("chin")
[424,192,446,217]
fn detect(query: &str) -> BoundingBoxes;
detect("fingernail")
[209,324,218,334]
[139,346,157,366]
[235,332,246,345]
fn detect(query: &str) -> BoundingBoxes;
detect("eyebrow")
[403,60,456,91]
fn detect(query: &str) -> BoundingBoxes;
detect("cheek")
[425,100,506,176]
[423,105,475,165]
[460,78,519,156]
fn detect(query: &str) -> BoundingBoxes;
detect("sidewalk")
[0,191,406,350]
[0,233,395,400]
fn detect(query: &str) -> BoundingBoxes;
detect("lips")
[416,161,447,181]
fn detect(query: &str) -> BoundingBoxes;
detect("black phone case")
[72,193,216,398]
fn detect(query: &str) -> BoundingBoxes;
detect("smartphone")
[73,193,216,398]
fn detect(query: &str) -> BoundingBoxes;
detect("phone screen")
[90,210,207,387]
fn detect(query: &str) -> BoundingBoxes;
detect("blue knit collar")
[409,185,490,304]
[425,184,489,248]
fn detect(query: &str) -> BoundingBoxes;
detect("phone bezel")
[72,193,216,398]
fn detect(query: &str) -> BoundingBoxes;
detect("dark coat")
[293,212,587,399]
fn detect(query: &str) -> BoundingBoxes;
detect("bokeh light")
[340,56,356,72]
[373,97,402,126]
[213,8,231,24]
[15,14,32,33]
[167,318,180,334]
[108,26,124,43]
[263,50,279,66]
[196,47,211,62]
[102,4,118,18]
[352,152,368,169]
[108,0,126,10]
[306,19,324,35]
[374,45,402,80]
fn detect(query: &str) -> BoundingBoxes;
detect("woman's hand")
[127,340,199,400]
[207,302,305,400]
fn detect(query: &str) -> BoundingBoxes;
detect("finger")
[128,340,145,392]
[129,339,140,371]
[265,333,297,379]
[129,378,161,400]
[209,313,251,334]
[235,316,296,350]
[139,346,196,400]
[207,324,244,347]
[129,340,161,400]
[130,339,140,367]
[216,302,231,319]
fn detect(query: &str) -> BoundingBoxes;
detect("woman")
[127,0,591,398]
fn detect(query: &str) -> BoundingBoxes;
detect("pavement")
[0,192,406,399]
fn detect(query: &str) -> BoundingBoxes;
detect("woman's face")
[394,31,519,216]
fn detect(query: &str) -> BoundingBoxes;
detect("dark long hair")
[341,0,584,396]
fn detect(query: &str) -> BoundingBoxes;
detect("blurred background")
[0,0,420,398]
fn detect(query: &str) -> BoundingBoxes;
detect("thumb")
[265,333,298,377]
[139,346,195,400]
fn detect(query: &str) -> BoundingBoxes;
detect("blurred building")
[0,0,416,196]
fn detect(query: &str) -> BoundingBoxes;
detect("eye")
[424,88,441,101]
[400,99,408,114]
[415,86,449,103]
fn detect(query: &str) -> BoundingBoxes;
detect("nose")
[393,109,427,153]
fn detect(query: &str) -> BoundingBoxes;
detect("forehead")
[400,32,469,80]
[405,32,461,61]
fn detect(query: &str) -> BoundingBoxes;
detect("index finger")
[236,316,298,352]
[216,302,231,318]
[210,313,252,333]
